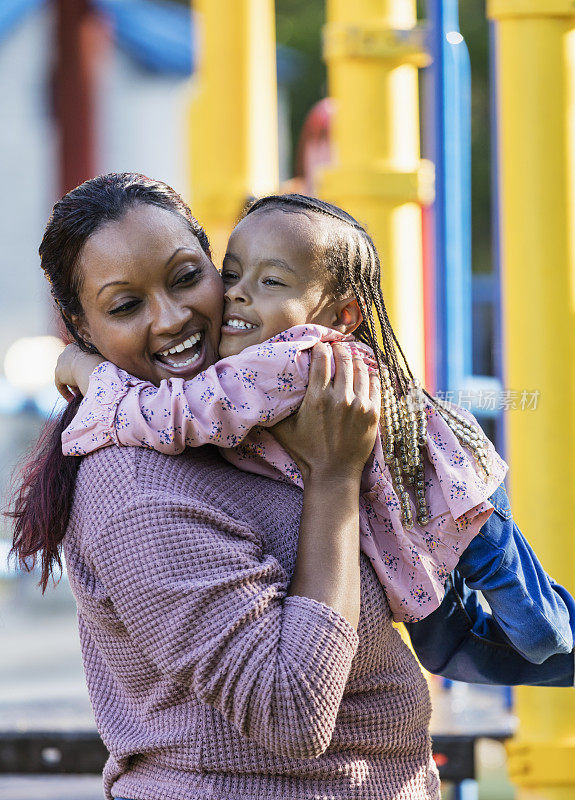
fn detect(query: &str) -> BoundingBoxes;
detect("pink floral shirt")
[62,324,508,622]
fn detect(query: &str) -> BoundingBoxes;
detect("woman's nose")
[150,296,190,336]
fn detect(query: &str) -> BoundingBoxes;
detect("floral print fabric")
[62,324,508,622]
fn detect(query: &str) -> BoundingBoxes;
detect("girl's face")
[74,204,224,386]
[219,208,347,358]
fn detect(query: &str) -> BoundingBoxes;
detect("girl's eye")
[222,270,238,283]
[263,278,284,287]
[109,299,140,316]
[174,268,201,286]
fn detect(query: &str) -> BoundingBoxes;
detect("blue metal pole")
[454,778,479,800]
[428,0,472,394]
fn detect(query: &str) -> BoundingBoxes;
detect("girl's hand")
[271,341,381,484]
[55,343,104,402]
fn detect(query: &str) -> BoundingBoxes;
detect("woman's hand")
[55,343,104,402]
[275,341,380,629]
[272,341,381,484]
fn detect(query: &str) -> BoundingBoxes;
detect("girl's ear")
[332,297,363,334]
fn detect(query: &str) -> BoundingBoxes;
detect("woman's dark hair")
[8,173,210,591]
[244,194,417,397]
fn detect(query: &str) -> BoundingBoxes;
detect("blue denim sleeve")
[406,570,575,686]
[455,483,575,664]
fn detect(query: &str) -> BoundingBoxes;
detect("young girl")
[57,194,574,655]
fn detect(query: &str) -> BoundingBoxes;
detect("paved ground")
[0,577,102,799]
[0,580,94,731]
[0,775,104,800]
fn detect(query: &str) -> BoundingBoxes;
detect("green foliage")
[459,1,492,273]
[275,0,326,175]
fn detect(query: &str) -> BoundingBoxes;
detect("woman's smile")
[154,329,205,372]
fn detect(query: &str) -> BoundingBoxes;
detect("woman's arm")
[87,342,379,759]
[94,488,360,760]
[274,342,380,629]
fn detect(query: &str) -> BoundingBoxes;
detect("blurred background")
[1,1,574,799]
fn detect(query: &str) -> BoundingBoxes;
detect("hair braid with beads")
[244,194,492,527]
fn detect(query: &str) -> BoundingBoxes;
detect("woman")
[11,174,439,800]
[11,174,573,800]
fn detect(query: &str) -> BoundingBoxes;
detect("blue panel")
[1,0,300,84]
[94,0,300,83]
[454,780,479,800]
[0,0,45,46]
[95,0,194,75]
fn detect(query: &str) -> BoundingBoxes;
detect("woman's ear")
[332,298,363,334]
[69,313,94,350]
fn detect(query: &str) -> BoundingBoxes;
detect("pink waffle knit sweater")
[64,444,440,800]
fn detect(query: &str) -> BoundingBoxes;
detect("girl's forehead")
[230,207,331,258]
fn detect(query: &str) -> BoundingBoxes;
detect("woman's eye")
[109,299,140,316]
[174,269,201,286]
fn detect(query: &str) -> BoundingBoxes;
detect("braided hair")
[244,193,417,400]
[244,194,490,527]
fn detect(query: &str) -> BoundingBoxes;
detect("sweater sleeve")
[91,493,359,759]
[61,337,315,457]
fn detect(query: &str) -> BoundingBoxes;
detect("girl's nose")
[224,280,250,304]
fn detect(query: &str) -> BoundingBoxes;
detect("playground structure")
[189,1,575,798]
[0,0,573,797]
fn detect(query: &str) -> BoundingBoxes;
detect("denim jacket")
[406,483,575,687]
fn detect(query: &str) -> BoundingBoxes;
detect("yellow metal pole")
[187,0,279,265]
[318,0,434,378]
[487,1,575,797]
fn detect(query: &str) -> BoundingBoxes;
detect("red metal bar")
[53,0,106,195]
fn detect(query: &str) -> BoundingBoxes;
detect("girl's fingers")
[56,382,75,403]
[307,342,331,394]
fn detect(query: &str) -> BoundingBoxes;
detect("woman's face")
[74,204,224,385]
